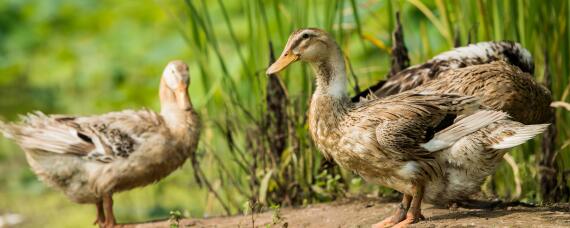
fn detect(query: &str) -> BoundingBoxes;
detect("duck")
[266,28,549,227]
[355,41,536,99]
[0,60,200,228]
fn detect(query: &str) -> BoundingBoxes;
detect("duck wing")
[370,93,479,158]
[364,93,505,180]
[0,109,164,163]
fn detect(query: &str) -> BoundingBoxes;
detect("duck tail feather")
[421,110,509,152]
[491,124,549,150]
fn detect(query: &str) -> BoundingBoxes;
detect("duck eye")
[302,33,310,39]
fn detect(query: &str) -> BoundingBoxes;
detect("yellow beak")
[266,51,299,75]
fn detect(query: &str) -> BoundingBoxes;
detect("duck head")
[160,60,192,111]
[267,28,347,98]
[267,28,338,74]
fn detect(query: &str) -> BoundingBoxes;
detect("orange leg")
[94,200,105,227]
[371,194,412,228]
[103,194,116,228]
[393,185,426,228]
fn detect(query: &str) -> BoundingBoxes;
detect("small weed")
[169,210,183,228]
[270,204,283,225]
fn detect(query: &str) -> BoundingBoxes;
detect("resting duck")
[356,41,536,99]
[267,28,548,227]
[0,60,200,228]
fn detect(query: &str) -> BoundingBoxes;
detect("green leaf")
[259,169,274,204]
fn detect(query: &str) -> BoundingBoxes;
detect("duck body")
[351,40,553,205]
[0,60,199,227]
[16,109,198,204]
[310,91,543,205]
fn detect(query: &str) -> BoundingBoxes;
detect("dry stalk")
[503,154,522,199]
[389,11,410,77]
[352,11,409,102]
[539,47,561,202]
[265,42,289,163]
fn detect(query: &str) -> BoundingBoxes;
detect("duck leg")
[393,185,426,228]
[94,199,106,227]
[371,194,412,228]
[102,193,116,228]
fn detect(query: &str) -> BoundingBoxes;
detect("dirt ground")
[125,197,570,228]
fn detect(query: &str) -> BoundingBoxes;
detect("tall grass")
[172,0,570,214]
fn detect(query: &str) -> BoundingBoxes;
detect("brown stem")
[389,11,410,77]
[194,160,232,215]
[539,47,560,202]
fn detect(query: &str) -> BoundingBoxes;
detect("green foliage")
[0,0,569,227]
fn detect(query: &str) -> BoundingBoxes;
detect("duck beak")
[175,84,191,110]
[266,50,299,75]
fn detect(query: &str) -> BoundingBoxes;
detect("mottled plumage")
[0,61,200,228]
[404,61,551,124]
[356,41,536,100]
[267,28,548,227]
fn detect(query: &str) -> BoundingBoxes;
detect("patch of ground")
[125,197,570,227]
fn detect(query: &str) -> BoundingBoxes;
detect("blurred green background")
[0,0,568,227]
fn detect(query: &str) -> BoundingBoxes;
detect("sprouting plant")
[169,210,183,228]
[312,169,346,201]
[244,200,260,228]
[270,204,283,225]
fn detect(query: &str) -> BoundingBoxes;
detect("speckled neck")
[307,45,352,161]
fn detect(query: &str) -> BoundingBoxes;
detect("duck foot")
[371,194,412,228]
[371,214,403,228]
[372,213,425,228]
[390,184,426,228]
[391,212,425,228]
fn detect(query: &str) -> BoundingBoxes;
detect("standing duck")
[356,41,535,98]
[0,60,200,227]
[267,28,548,227]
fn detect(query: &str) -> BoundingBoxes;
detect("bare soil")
[125,197,570,228]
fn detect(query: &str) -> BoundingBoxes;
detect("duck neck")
[309,47,351,113]
[307,50,350,161]
[310,50,348,100]
[159,79,199,139]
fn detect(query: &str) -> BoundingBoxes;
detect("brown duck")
[267,28,549,227]
[0,60,200,228]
